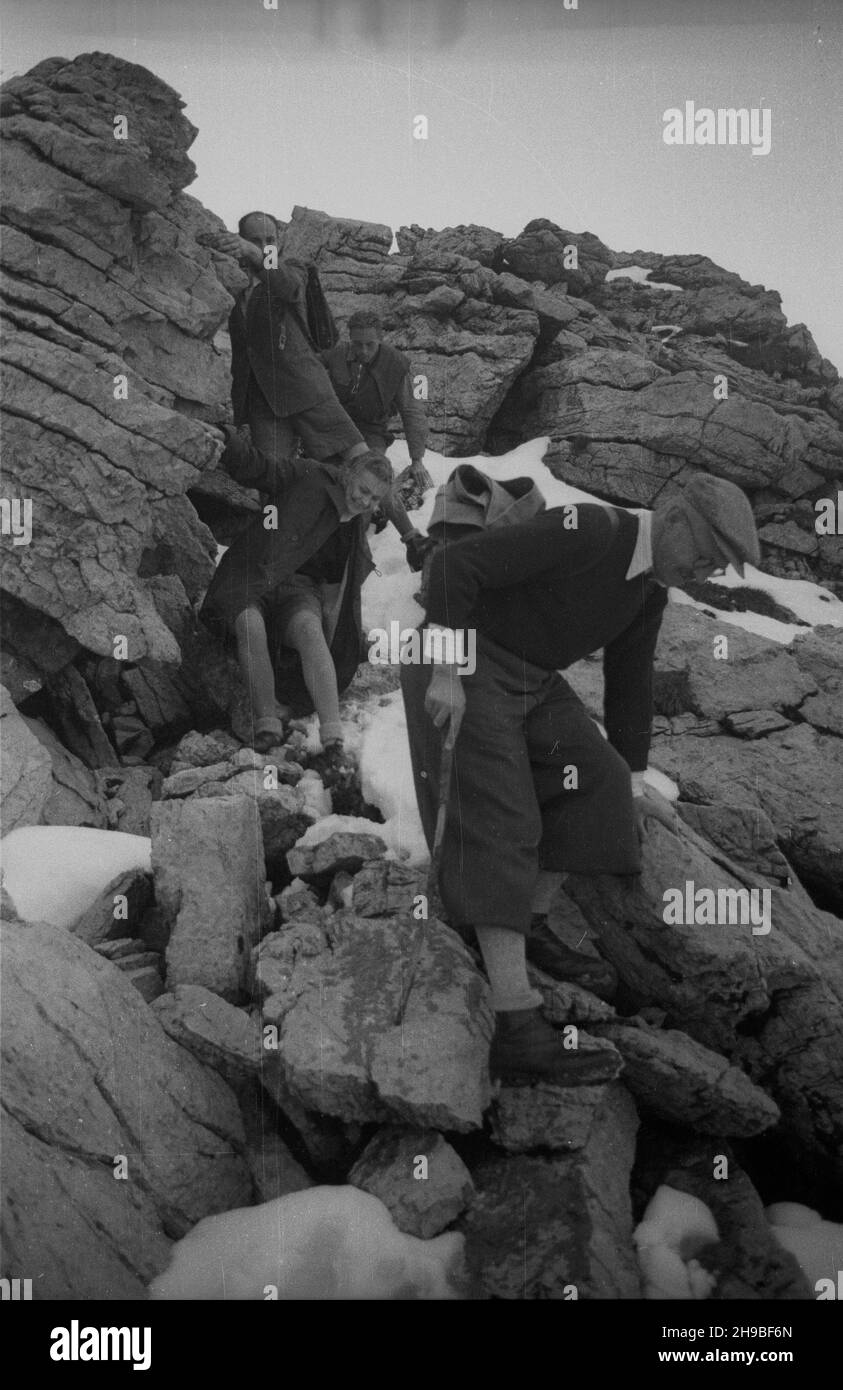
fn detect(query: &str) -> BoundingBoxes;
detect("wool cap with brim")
[682,474,761,577]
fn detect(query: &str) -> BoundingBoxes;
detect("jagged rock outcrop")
[2,50,842,1301]
[0,917,252,1298]
[461,1084,641,1299]
[1,52,233,692]
[348,1128,474,1239]
[565,821,843,1187]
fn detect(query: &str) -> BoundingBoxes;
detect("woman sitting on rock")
[201,427,393,759]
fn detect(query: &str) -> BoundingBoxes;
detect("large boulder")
[654,605,817,720]
[0,684,52,833]
[152,796,269,1001]
[0,918,252,1299]
[254,911,494,1131]
[1,53,234,682]
[651,722,843,911]
[348,1127,474,1238]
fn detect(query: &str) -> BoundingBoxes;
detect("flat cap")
[682,474,761,577]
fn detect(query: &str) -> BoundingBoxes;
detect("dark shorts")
[207,570,337,642]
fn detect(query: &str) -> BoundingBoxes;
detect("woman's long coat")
[200,430,375,709]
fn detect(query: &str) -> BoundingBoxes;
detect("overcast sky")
[3,0,841,368]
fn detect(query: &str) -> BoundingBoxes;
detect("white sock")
[475,927,543,1013]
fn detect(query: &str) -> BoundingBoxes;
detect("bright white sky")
[2,0,841,368]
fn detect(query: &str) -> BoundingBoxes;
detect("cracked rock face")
[566,821,843,1186]
[1,53,234,676]
[461,1084,641,1299]
[0,918,252,1299]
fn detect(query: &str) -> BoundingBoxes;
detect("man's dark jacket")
[424,504,668,772]
[201,432,375,703]
[230,263,339,422]
[320,342,410,434]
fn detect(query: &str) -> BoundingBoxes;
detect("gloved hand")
[403,531,437,573]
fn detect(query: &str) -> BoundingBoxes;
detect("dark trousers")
[400,634,641,937]
[246,380,363,464]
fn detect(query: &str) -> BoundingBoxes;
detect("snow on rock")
[634,1185,719,1299]
[358,690,428,865]
[605,266,684,292]
[1,824,150,928]
[673,564,843,645]
[290,813,394,853]
[766,1203,843,1292]
[149,1186,465,1300]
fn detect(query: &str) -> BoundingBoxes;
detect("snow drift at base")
[149,1186,465,1300]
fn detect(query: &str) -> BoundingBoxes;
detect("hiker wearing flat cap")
[400,471,760,1087]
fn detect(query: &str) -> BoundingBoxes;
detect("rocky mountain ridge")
[1,52,842,1300]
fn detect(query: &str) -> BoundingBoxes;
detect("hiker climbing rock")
[321,309,432,500]
[200,428,394,758]
[401,471,761,1087]
[209,211,369,467]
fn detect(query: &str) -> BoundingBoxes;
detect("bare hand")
[206,231,264,268]
[424,667,466,731]
[634,789,680,843]
[410,460,433,491]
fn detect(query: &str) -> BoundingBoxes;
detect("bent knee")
[234,605,266,639]
[283,608,325,649]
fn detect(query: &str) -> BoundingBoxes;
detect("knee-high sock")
[475,927,543,1013]
[235,608,277,724]
[295,624,342,742]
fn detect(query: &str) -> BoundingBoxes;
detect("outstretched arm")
[219,425,305,498]
[394,373,430,484]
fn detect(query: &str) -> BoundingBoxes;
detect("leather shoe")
[489,1008,622,1087]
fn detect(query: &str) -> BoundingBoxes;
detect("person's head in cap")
[651,475,761,589]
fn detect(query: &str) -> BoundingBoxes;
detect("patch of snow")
[149,1186,465,1300]
[0,826,151,929]
[292,812,391,850]
[605,265,683,292]
[358,690,428,866]
[644,768,680,802]
[766,1203,843,1290]
[634,1185,719,1299]
[671,562,843,645]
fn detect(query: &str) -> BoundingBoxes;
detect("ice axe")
[427,703,464,907]
[394,699,463,1026]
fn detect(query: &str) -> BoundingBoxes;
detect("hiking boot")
[312,739,357,788]
[252,716,287,755]
[525,915,618,1001]
[489,1008,622,1087]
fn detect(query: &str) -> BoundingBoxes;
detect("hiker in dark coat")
[321,310,431,491]
[201,428,393,756]
[401,473,761,1086]
[212,212,369,466]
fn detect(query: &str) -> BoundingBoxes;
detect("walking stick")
[427,703,464,905]
[395,700,463,1025]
